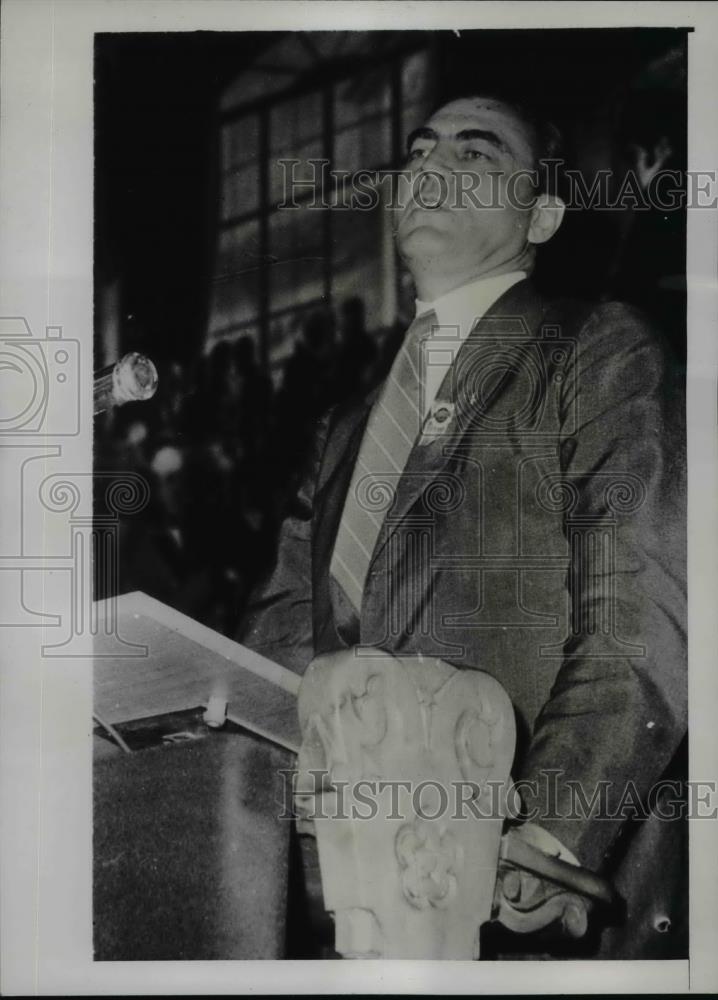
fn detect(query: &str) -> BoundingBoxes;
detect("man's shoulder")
[500,279,660,346]
[542,293,672,364]
[542,292,651,332]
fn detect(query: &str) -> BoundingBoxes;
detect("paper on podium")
[93,591,300,752]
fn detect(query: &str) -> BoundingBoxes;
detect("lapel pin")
[420,401,456,443]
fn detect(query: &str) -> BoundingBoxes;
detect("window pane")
[221,115,260,171]
[270,92,323,153]
[335,69,391,127]
[220,162,260,220]
[267,207,326,313]
[210,221,261,331]
[402,50,431,104]
[269,137,324,206]
[334,116,391,174]
[331,199,384,329]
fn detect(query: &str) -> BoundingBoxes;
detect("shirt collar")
[415,271,526,338]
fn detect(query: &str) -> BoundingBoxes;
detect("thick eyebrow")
[455,128,507,153]
[406,126,438,151]
[406,125,510,157]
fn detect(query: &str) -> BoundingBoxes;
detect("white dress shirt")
[415,271,526,417]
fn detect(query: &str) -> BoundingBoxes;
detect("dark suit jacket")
[239,279,687,959]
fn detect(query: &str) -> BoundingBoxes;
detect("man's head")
[394,96,565,301]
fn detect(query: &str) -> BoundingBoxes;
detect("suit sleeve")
[237,412,331,676]
[518,302,687,872]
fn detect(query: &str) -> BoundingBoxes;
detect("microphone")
[94,352,159,416]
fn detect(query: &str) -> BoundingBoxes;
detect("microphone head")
[112,352,159,405]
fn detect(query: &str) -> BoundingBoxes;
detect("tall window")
[208,33,434,379]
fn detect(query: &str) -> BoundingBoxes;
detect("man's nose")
[407,142,454,204]
[414,140,452,177]
[412,157,452,208]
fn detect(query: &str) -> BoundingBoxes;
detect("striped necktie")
[330,309,437,613]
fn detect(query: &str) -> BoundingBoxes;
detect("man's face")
[394,97,539,286]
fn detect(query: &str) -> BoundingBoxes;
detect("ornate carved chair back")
[296,648,516,959]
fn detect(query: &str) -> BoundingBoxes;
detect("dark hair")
[434,93,565,196]
[504,99,564,194]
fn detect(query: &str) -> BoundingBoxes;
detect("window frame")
[211,41,435,370]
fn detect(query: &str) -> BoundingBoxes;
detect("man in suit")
[239,96,687,958]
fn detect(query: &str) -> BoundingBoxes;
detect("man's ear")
[527,193,566,245]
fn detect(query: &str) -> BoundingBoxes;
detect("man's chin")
[396,223,453,263]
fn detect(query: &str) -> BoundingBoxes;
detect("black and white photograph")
[1,1,718,994]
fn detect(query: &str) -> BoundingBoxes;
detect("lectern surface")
[93,590,300,750]
[93,592,298,960]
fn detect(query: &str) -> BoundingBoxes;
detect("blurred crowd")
[95,296,403,636]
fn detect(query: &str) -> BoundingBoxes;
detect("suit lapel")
[364,279,547,582]
[316,387,379,495]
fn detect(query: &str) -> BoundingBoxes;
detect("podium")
[93,592,300,960]
[93,593,611,961]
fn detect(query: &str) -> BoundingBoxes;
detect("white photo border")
[1,1,716,994]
